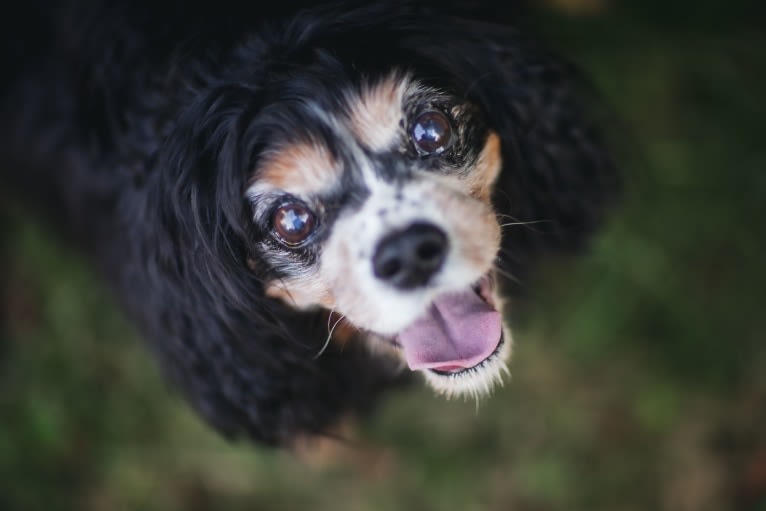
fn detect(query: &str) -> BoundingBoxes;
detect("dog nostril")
[377,258,403,279]
[417,240,443,263]
[372,222,448,290]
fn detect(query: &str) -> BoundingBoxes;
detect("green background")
[1,1,764,510]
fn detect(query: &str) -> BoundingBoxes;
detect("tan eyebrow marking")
[255,142,342,196]
[347,75,409,152]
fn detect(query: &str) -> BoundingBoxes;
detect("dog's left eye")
[411,110,452,155]
[271,202,317,247]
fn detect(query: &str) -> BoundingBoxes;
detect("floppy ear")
[134,84,396,444]
[483,30,620,266]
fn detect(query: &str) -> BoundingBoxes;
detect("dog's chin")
[366,273,512,399]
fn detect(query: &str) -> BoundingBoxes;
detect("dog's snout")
[372,223,448,289]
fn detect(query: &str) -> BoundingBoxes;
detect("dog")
[0,0,617,445]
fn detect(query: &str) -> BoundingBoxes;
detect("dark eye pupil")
[411,111,451,154]
[272,203,316,246]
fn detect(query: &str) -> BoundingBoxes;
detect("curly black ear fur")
[481,30,619,276]
[132,84,399,445]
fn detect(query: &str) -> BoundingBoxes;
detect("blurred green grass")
[2,2,765,510]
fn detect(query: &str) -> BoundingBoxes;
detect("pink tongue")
[396,288,502,371]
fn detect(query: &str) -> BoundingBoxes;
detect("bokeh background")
[1,1,764,510]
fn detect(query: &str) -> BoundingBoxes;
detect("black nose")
[372,222,448,290]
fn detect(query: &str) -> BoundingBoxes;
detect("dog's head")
[245,72,508,397]
[149,3,617,442]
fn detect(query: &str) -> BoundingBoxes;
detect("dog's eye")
[271,202,317,247]
[411,110,452,155]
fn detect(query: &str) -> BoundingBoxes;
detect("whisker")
[493,262,522,285]
[499,219,551,228]
[495,213,552,232]
[496,245,525,265]
[494,213,523,221]
[315,311,345,359]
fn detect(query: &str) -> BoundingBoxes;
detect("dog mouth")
[394,273,503,376]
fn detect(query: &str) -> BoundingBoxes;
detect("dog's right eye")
[271,202,317,247]
[410,110,452,156]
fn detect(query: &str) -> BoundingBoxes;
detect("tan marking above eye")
[347,75,409,152]
[254,142,341,196]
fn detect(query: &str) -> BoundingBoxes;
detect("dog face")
[245,73,510,397]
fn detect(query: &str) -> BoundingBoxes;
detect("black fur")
[0,1,617,445]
